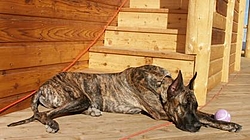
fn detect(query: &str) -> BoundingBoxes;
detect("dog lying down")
[8,65,242,133]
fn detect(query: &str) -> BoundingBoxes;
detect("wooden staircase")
[88,0,195,83]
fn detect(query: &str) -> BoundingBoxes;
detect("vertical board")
[222,0,235,82]
[185,0,216,105]
[235,0,246,71]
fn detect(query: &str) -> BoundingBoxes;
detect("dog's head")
[161,71,201,132]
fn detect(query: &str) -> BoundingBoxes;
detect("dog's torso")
[38,65,171,119]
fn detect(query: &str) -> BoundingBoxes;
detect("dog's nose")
[187,122,201,132]
[195,122,201,127]
[194,122,201,128]
[193,122,201,132]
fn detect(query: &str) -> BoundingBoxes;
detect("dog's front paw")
[228,123,242,132]
[45,120,59,133]
[89,107,102,117]
[84,104,102,117]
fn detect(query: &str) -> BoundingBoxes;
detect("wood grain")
[185,0,215,105]
[216,0,228,17]
[0,61,88,98]
[0,91,32,115]
[221,0,236,83]
[0,14,104,42]
[210,45,224,61]
[118,11,169,29]
[231,33,238,43]
[104,27,186,52]
[0,0,120,22]
[0,42,98,70]
[211,28,225,45]
[0,0,121,113]
[209,58,223,77]
[90,46,195,60]
[235,0,246,71]
[213,12,226,30]
[161,0,189,10]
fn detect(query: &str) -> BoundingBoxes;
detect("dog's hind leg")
[38,96,91,133]
[8,91,42,127]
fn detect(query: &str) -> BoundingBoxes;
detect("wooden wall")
[0,0,122,115]
[209,0,228,90]
[229,0,239,74]
[209,0,242,90]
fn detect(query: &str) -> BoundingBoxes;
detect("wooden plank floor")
[1,58,250,140]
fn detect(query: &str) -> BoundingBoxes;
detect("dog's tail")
[7,115,35,127]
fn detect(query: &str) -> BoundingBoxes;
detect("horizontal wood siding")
[229,0,240,74]
[0,0,122,115]
[209,0,229,90]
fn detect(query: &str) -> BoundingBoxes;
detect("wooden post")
[235,0,246,71]
[222,0,236,82]
[245,0,250,58]
[186,0,215,106]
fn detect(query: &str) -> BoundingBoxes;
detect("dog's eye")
[182,100,189,109]
[156,81,162,87]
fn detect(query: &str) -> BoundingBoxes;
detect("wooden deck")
[1,57,250,140]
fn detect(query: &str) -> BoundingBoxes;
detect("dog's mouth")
[176,121,201,132]
[175,121,201,132]
[171,114,201,132]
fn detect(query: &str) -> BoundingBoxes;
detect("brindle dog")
[8,65,242,133]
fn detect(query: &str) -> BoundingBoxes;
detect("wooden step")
[129,0,189,10]
[90,46,194,61]
[106,26,186,34]
[89,46,195,80]
[120,8,188,14]
[118,8,187,29]
[104,26,186,53]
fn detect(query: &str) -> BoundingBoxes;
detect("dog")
[8,65,242,133]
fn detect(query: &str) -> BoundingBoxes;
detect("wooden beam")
[245,0,250,58]
[185,0,216,106]
[235,0,246,71]
[222,0,236,82]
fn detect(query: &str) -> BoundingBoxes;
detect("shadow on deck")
[1,58,250,140]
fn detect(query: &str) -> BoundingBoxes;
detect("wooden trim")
[90,46,195,61]
[235,0,246,71]
[222,0,236,82]
[245,0,250,58]
[185,0,216,105]
[120,8,188,14]
[106,26,186,35]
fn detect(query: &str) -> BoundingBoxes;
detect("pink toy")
[214,109,231,122]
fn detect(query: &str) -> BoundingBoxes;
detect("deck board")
[1,57,250,140]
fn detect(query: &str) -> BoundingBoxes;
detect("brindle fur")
[8,65,242,133]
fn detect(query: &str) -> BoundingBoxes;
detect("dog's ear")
[168,70,183,98]
[188,72,197,90]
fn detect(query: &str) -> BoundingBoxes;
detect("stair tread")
[121,8,188,14]
[90,46,195,61]
[106,26,186,35]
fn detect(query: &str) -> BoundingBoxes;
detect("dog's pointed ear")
[188,72,197,90]
[168,70,183,98]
